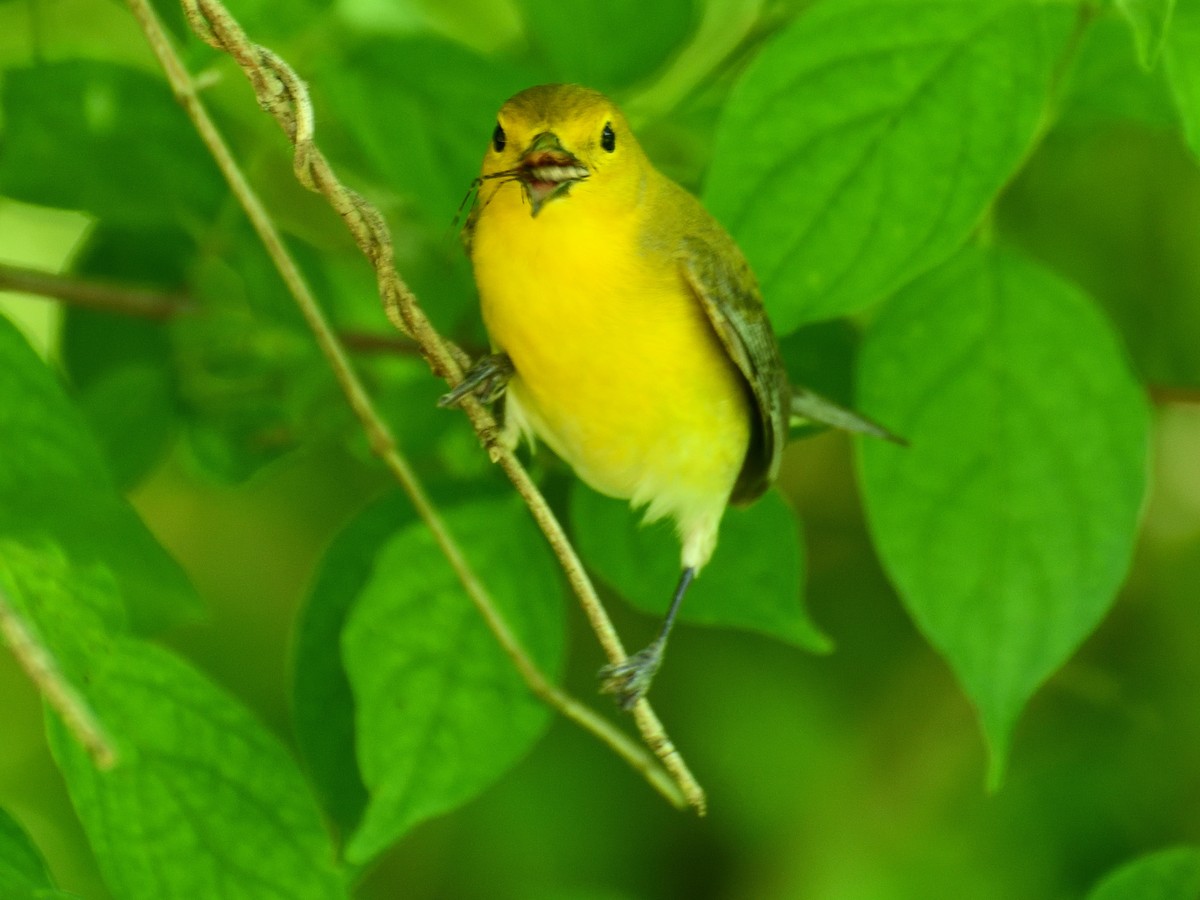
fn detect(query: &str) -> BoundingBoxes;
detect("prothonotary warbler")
[442,84,901,710]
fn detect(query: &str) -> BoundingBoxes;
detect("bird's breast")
[470,187,751,531]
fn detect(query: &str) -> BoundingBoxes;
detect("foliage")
[1,0,1198,897]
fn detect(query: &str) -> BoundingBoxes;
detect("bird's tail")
[788,387,907,446]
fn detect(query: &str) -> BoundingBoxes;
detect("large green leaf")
[1087,846,1200,900]
[48,639,348,900]
[1164,0,1200,159]
[0,807,75,899]
[343,496,566,863]
[514,0,698,93]
[0,313,199,633]
[0,61,225,227]
[705,0,1075,331]
[570,483,829,653]
[857,245,1149,783]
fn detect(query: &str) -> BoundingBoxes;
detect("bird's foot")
[599,640,665,711]
[438,352,514,407]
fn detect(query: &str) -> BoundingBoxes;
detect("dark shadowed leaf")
[314,37,538,227]
[0,807,74,898]
[292,492,417,836]
[0,61,225,227]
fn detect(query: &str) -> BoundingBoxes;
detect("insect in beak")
[517,132,589,216]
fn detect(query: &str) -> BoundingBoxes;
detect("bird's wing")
[680,230,789,505]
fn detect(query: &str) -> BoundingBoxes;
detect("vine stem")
[123,0,705,812]
[0,587,117,770]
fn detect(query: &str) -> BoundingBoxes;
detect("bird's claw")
[438,352,515,408]
[599,642,665,711]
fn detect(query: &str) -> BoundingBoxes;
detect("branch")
[124,0,705,812]
[0,586,117,770]
[0,260,189,319]
[0,261,434,358]
[1149,385,1200,405]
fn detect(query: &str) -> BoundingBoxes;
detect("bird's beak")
[518,131,589,217]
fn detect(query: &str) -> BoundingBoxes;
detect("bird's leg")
[438,352,515,407]
[599,566,696,710]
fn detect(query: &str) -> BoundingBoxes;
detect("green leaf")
[342,495,566,863]
[1164,0,1200,159]
[857,246,1149,783]
[47,639,348,900]
[0,61,224,227]
[292,493,418,836]
[569,483,829,652]
[1058,16,1179,128]
[1087,846,1200,900]
[1116,0,1177,69]
[704,0,1076,331]
[514,0,698,93]
[314,37,537,227]
[779,318,863,409]
[0,807,74,898]
[61,226,189,488]
[995,123,1200,390]
[0,314,200,633]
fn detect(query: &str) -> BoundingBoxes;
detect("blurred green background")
[2,0,1200,897]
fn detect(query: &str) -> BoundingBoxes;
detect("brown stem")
[0,261,189,320]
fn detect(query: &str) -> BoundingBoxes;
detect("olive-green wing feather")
[679,230,789,505]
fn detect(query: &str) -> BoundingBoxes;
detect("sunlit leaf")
[1115,0,1177,69]
[48,639,348,899]
[570,484,828,653]
[705,0,1075,331]
[343,496,566,863]
[514,0,698,93]
[857,245,1149,783]
[0,313,200,633]
[1164,0,1200,159]
[1058,16,1179,128]
[1087,846,1200,900]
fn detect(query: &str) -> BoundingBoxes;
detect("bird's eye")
[492,123,506,152]
[601,122,616,153]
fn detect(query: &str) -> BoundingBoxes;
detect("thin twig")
[1149,385,1200,405]
[0,587,117,770]
[0,260,434,358]
[0,260,190,319]
[125,0,703,812]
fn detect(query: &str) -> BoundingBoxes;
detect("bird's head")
[478,83,644,218]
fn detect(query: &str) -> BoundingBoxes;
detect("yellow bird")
[443,84,898,709]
